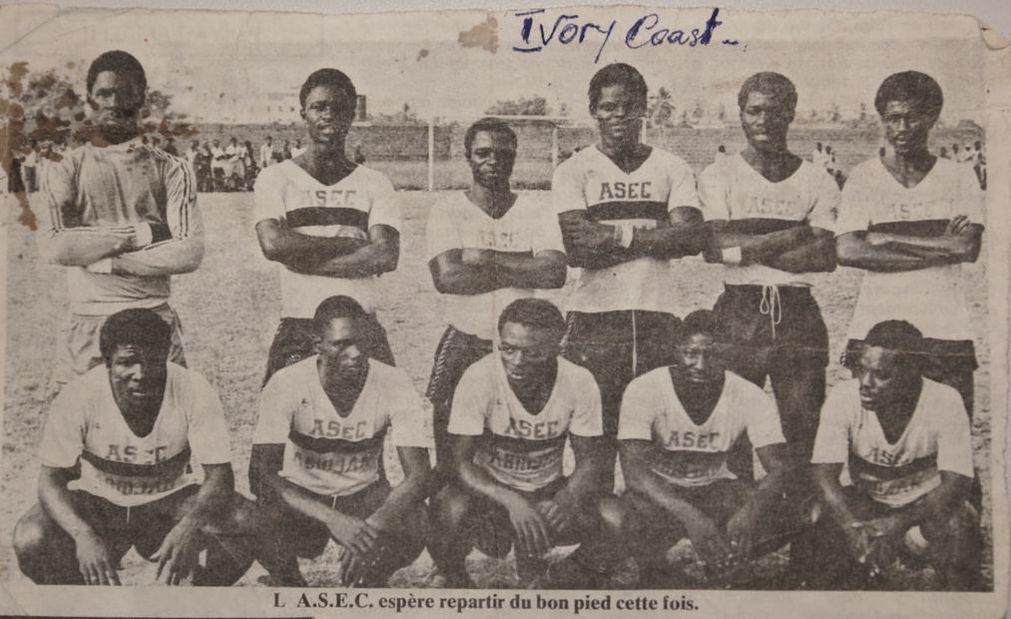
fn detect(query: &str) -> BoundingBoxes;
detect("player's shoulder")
[844,157,885,185]
[648,146,692,171]
[368,358,416,390]
[557,356,598,389]
[825,377,861,408]
[429,189,469,213]
[699,151,740,182]
[723,370,771,400]
[627,365,670,392]
[57,364,109,404]
[920,377,968,417]
[352,164,395,189]
[167,362,217,394]
[457,353,499,389]
[265,355,316,390]
[253,158,292,190]
[554,146,595,176]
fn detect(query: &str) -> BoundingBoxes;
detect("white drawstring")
[631,312,638,374]
[759,285,783,339]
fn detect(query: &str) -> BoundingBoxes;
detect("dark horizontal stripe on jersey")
[81,446,191,478]
[721,218,805,235]
[285,207,369,231]
[651,447,727,470]
[868,219,950,237]
[479,432,567,454]
[849,452,938,481]
[288,427,388,454]
[587,201,668,223]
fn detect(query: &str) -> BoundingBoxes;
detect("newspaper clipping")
[0,3,1008,617]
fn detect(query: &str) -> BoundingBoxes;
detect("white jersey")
[551,146,699,314]
[837,157,984,341]
[811,378,974,508]
[425,191,565,340]
[618,369,785,487]
[698,154,840,286]
[448,355,602,492]
[254,357,431,497]
[253,161,401,316]
[41,139,204,316]
[37,363,232,507]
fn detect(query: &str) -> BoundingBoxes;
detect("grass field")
[0,184,994,590]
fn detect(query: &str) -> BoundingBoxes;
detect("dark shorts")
[562,310,681,438]
[263,315,395,386]
[842,337,977,418]
[713,285,830,374]
[425,326,494,468]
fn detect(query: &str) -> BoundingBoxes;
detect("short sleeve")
[567,368,603,437]
[741,383,786,449]
[616,375,657,441]
[253,166,286,224]
[387,371,434,449]
[666,158,700,210]
[253,371,297,445]
[934,387,975,479]
[37,386,86,469]
[185,373,232,465]
[447,364,490,436]
[425,197,462,261]
[810,383,854,464]
[958,164,986,224]
[530,197,566,255]
[697,161,731,221]
[551,158,586,215]
[367,171,401,232]
[807,167,842,232]
[836,168,872,235]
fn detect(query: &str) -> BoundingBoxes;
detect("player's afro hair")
[464,117,518,158]
[737,72,798,112]
[863,319,926,373]
[299,68,357,109]
[874,71,943,120]
[497,298,566,336]
[677,309,720,343]
[86,50,147,103]
[98,308,172,364]
[313,295,368,332]
[588,63,648,112]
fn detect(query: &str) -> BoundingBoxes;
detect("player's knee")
[432,486,471,530]
[596,496,627,537]
[13,515,49,579]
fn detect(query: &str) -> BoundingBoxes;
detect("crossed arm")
[836,216,983,273]
[428,248,566,295]
[558,206,708,270]
[705,219,837,273]
[256,219,399,278]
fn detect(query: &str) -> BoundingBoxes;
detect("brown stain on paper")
[458,16,498,53]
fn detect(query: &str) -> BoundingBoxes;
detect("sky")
[0,5,987,125]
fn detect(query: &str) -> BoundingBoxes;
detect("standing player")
[41,50,203,390]
[249,296,432,587]
[553,63,708,488]
[427,299,605,588]
[426,118,566,482]
[836,71,984,418]
[808,320,981,590]
[603,310,794,587]
[254,68,400,384]
[698,72,839,473]
[12,309,266,586]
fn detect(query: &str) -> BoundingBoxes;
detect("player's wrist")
[132,222,153,249]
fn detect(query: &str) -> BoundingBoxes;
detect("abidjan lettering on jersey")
[511,8,732,64]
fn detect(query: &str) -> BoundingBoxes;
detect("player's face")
[88,71,144,140]
[740,91,793,153]
[881,100,934,155]
[498,322,559,385]
[673,333,723,385]
[855,345,914,412]
[108,343,168,414]
[301,85,354,147]
[467,130,516,189]
[591,84,645,147]
[317,317,367,381]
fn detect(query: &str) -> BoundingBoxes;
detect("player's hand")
[153,520,202,585]
[327,513,379,557]
[945,215,972,236]
[685,515,732,572]
[335,540,382,587]
[535,499,576,537]
[726,502,758,560]
[460,248,494,266]
[852,515,905,574]
[506,497,550,560]
[560,217,618,251]
[74,530,121,586]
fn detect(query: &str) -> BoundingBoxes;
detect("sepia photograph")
[0,2,1007,617]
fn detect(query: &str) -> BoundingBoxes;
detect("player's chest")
[854,424,935,466]
[654,407,737,452]
[79,158,164,219]
[457,215,534,252]
[292,395,384,442]
[487,399,568,440]
[84,416,186,465]
[287,186,368,210]
[584,169,670,204]
[725,181,815,219]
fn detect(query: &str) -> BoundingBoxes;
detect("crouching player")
[808,320,981,590]
[602,310,795,587]
[13,309,261,585]
[427,299,606,588]
[249,296,432,587]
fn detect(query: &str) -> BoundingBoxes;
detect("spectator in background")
[812,142,825,167]
[260,136,275,169]
[224,137,244,191]
[879,146,886,158]
[186,140,199,169]
[210,139,227,191]
[939,146,949,159]
[243,140,258,190]
[195,141,213,192]
[353,142,366,164]
[8,149,25,194]
[291,138,306,158]
[951,144,961,162]
[151,136,162,149]
[281,140,292,161]
[164,136,179,156]
[973,140,986,190]
[23,141,38,193]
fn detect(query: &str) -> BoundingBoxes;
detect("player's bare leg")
[919,502,982,591]
[427,483,478,588]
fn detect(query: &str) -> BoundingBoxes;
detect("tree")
[484,95,551,116]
